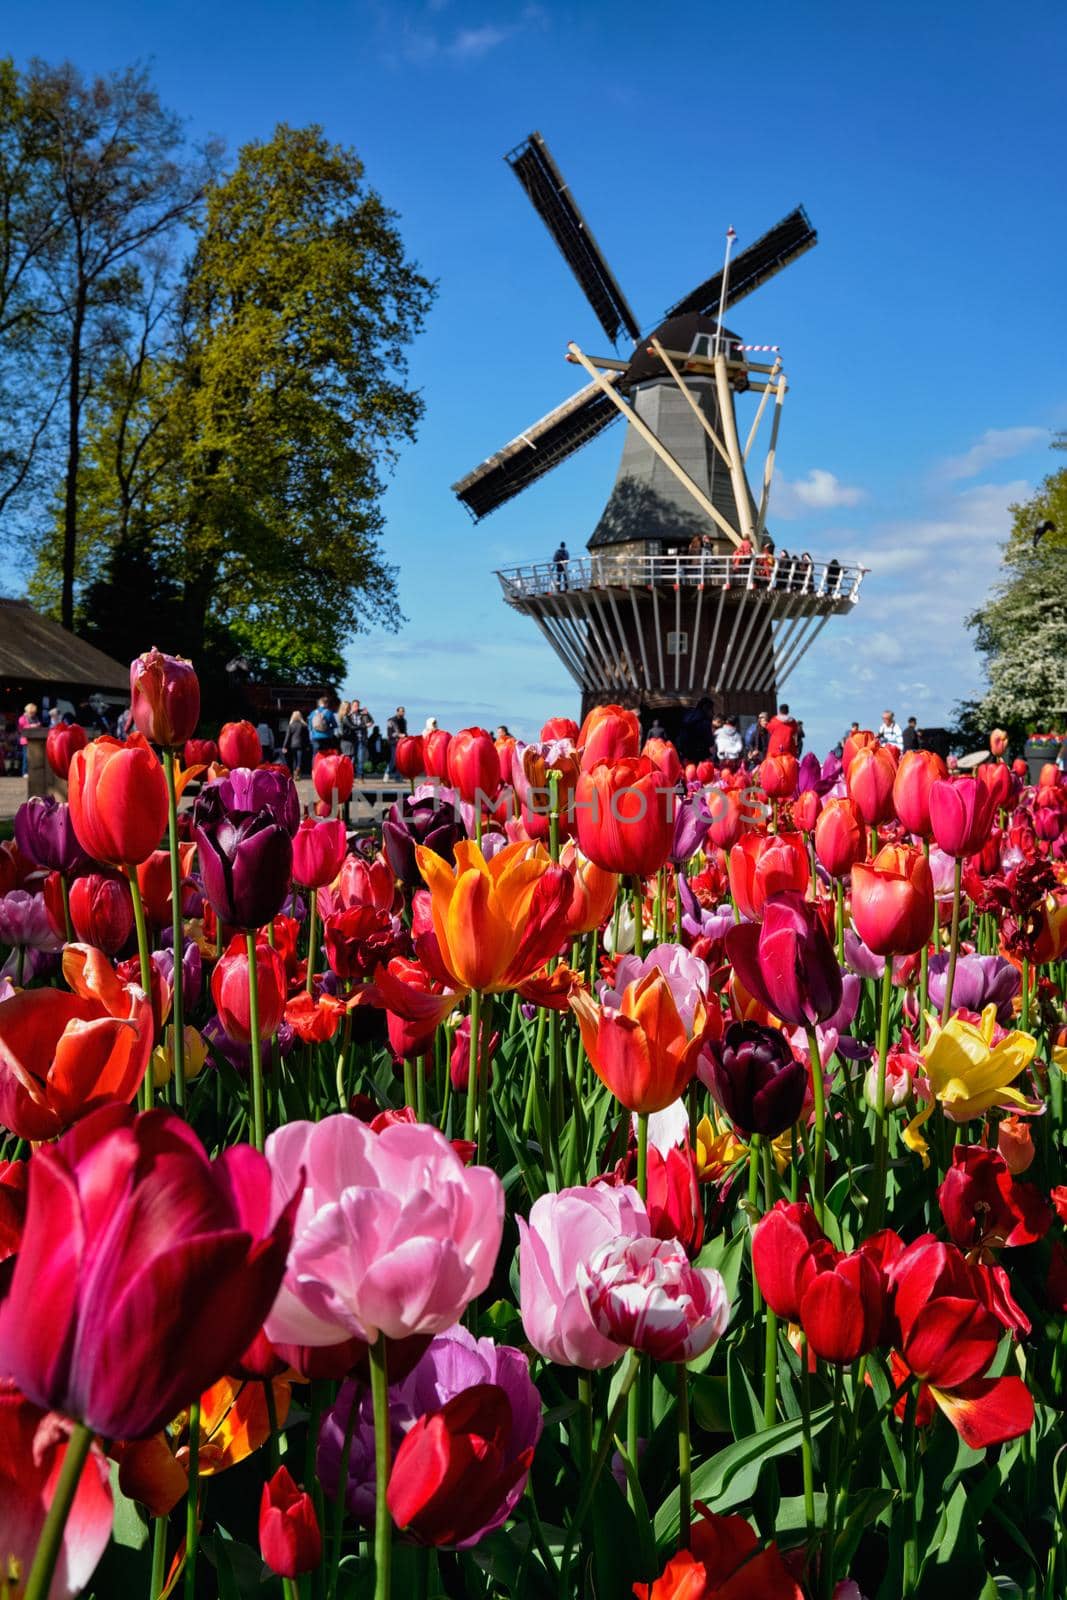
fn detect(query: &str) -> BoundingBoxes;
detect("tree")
[959,463,1067,743]
[35,121,434,689]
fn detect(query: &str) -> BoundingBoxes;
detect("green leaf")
[691,1373,731,1435]
[915,1481,987,1598]
[108,1465,148,1551]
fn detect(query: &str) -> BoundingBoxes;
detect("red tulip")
[643,738,682,786]
[851,843,933,956]
[323,903,403,980]
[312,751,354,804]
[578,703,641,770]
[727,832,808,920]
[646,1139,704,1253]
[842,728,878,775]
[211,934,287,1043]
[449,1013,501,1092]
[572,757,676,877]
[751,1200,836,1322]
[892,749,948,838]
[259,1465,322,1577]
[977,760,1013,810]
[424,728,452,781]
[0,944,153,1140]
[184,736,220,769]
[447,727,500,803]
[706,788,745,851]
[0,1102,299,1439]
[846,743,898,827]
[495,734,517,787]
[68,872,134,955]
[68,734,168,866]
[812,797,864,880]
[395,734,426,781]
[929,776,996,858]
[634,1505,802,1600]
[0,1381,114,1599]
[218,720,263,769]
[726,891,843,1028]
[292,816,348,888]
[791,788,821,833]
[136,844,196,926]
[45,721,88,780]
[759,753,798,799]
[938,1146,1050,1252]
[375,955,459,1060]
[541,716,580,742]
[130,648,200,747]
[0,1159,28,1262]
[800,1249,885,1363]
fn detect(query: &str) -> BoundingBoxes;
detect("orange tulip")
[842,728,878,775]
[892,749,948,838]
[0,944,153,1140]
[1032,893,1067,964]
[559,840,618,936]
[578,704,641,771]
[759,754,798,800]
[572,757,676,877]
[570,968,713,1112]
[814,797,866,878]
[642,738,682,786]
[851,843,933,956]
[791,789,821,833]
[416,839,572,993]
[728,832,808,920]
[68,734,168,866]
[846,743,898,827]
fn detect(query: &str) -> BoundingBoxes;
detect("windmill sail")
[506,132,641,346]
[664,207,817,320]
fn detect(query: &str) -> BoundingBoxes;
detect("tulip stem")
[164,750,186,1110]
[871,960,894,1231]
[1021,956,1031,1033]
[464,989,481,1145]
[902,1388,919,1594]
[762,1138,778,1428]
[677,1363,692,1546]
[183,1399,200,1600]
[940,856,963,1026]
[805,1025,826,1227]
[22,1421,94,1600]
[632,876,644,958]
[245,932,266,1152]
[370,1334,393,1600]
[822,1362,845,1600]
[833,879,845,965]
[60,873,73,943]
[558,1349,641,1596]
[149,1513,167,1598]
[305,891,319,996]
[126,866,154,1110]
[636,1111,649,1202]
[403,1056,417,1111]
[799,1337,815,1547]
[477,994,494,1166]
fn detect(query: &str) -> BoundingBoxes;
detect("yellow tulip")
[694,1112,747,1180]
[904,1004,1039,1165]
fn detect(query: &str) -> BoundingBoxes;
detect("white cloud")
[448,24,512,59]
[772,469,866,518]
[939,426,1046,482]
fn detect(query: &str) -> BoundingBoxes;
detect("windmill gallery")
[452,132,868,736]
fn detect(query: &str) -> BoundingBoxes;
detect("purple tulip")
[152,939,203,1012]
[195,806,293,932]
[670,792,712,865]
[699,1020,807,1136]
[382,793,465,887]
[13,797,90,876]
[0,891,62,952]
[317,1325,542,1541]
[202,1015,295,1073]
[195,767,300,836]
[726,891,842,1028]
[925,952,1021,1026]
[843,931,913,984]
[678,876,734,945]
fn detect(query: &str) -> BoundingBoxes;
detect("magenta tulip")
[725,891,843,1028]
[928,777,997,859]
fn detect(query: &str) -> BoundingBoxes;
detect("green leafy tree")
[960,464,1067,744]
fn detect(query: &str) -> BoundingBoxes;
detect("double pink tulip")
[264,1116,504,1347]
[577,1235,730,1363]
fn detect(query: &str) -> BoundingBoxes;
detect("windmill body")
[452,133,868,733]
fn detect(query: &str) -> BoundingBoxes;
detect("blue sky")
[8,0,1065,751]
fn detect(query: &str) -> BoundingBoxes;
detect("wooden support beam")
[755,372,787,545]
[648,336,733,471]
[567,341,743,549]
[713,353,755,545]
[743,359,782,462]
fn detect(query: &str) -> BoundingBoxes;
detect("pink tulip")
[578,1235,730,1362]
[0,1103,298,1439]
[264,1116,503,1347]
[517,1185,650,1368]
[0,1380,114,1599]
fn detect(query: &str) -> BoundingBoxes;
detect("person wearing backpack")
[309,695,338,760]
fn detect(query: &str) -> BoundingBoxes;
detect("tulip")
[700,1020,807,1136]
[45,720,88,780]
[726,892,843,1029]
[0,1381,114,1600]
[670,791,712,864]
[921,1005,1037,1124]
[645,1139,704,1253]
[886,1236,1034,1447]
[259,1466,322,1577]
[416,838,571,994]
[135,844,195,927]
[842,728,878,775]
[0,1102,298,1439]
[195,804,294,932]
[218,719,263,769]
[68,735,168,867]
[323,851,399,917]
[383,793,465,888]
[375,955,459,1060]
[814,797,866,879]
[184,736,219,768]
[447,727,500,804]
[424,728,452,781]
[449,1013,501,1091]
[292,815,348,888]
[512,740,581,842]
[68,872,134,954]
[792,788,821,833]
[977,759,1013,810]
[846,743,898,828]
[850,843,933,956]
[559,840,618,936]
[264,1115,503,1347]
[517,1184,651,1368]
[603,941,714,1033]
[312,751,354,805]
[573,757,676,877]
[759,753,798,799]
[324,904,404,980]
[728,831,808,919]
[643,737,683,785]
[130,647,200,747]
[394,734,425,781]
[706,787,745,850]
[578,703,641,769]
[751,1201,837,1322]
[634,1506,803,1600]
[892,749,948,838]
[577,1234,729,1362]
[799,1249,884,1363]
[989,728,1009,757]
[571,965,712,1114]
[997,1114,1035,1174]
[387,1381,539,1548]
[542,715,580,741]
[212,933,287,1042]
[938,1146,1049,1252]
[924,951,1020,1025]
[199,767,300,835]
[14,796,89,877]
[0,944,153,1140]
[929,777,996,858]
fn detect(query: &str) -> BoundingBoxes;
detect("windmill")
[452,132,868,730]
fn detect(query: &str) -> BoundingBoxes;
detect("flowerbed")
[1,667,1065,1600]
